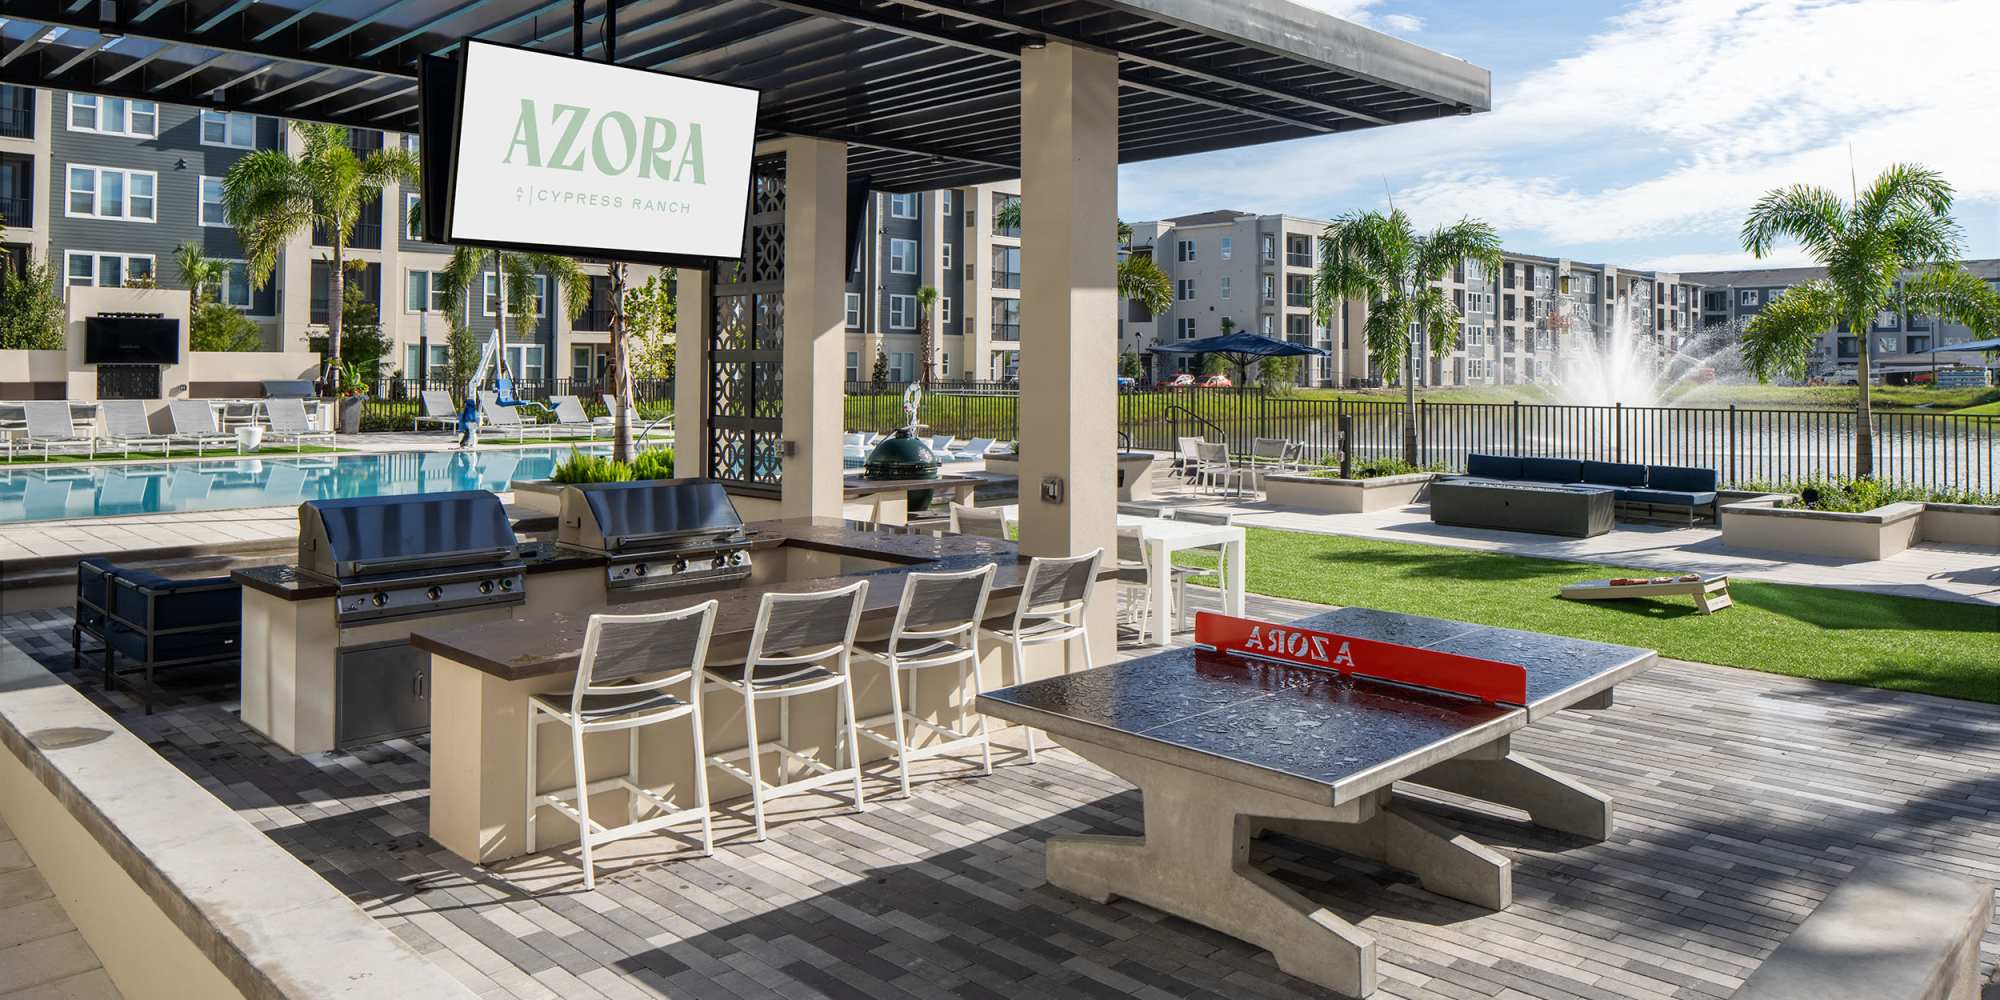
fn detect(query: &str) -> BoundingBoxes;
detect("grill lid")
[299,490,520,581]
[558,478,746,554]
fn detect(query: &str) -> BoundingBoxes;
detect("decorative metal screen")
[96,364,160,400]
[707,155,786,490]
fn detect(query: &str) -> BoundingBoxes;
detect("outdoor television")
[434,40,760,266]
[84,316,180,365]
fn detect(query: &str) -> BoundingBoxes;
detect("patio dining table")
[997,507,1246,646]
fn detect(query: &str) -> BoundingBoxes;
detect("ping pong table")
[976,606,1656,998]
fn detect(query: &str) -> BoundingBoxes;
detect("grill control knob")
[674,559,688,573]
[426,586,443,602]
[634,563,649,577]
[499,578,515,591]
[730,551,747,566]
[371,592,389,608]
[479,580,494,595]
[713,554,728,569]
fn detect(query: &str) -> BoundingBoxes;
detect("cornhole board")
[1560,575,1732,615]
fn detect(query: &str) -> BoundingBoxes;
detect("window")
[939,297,952,323]
[66,165,156,221]
[1176,240,1196,263]
[1219,237,1232,260]
[200,110,257,149]
[1740,289,1760,306]
[504,345,545,382]
[1260,235,1276,263]
[1176,279,1195,301]
[405,193,423,240]
[198,176,226,227]
[407,270,447,313]
[1908,335,1932,353]
[214,261,252,309]
[1836,336,1859,358]
[889,238,918,274]
[482,273,550,316]
[399,134,420,156]
[67,95,157,138]
[991,246,1021,289]
[889,193,919,219]
[1219,276,1232,300]
[1261,275,1275,304]
[889,293,917,329]
[1176,318,1197,339]
[940,243,952,270]
[991,298,1020,340]
[844,292,862,328]
[845,352,860,383]
[1872,308,1899,331]
[887,352,914,381]
[63,251,154,290]
[939,191,952,215]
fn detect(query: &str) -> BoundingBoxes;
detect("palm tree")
[222,122,416,371]
[992,200,1173,317]
[174,242,219,315]
[1739,164,2000,477]
[436,245,590,431]
[1313,208,1503,463]
[915,285,940,389]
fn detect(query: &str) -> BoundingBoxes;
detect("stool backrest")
[887,564,994,656]
[576,602,718,706]
[746,580,869,681]
[1176,437,1204,463]
[1115,525,1147,567]
[951,503,1008,540]
[1171,508,1234,526]
[1015,548,1102,626]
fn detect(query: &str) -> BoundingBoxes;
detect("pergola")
[4,0,1488,633]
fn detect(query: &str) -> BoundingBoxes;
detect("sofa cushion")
[1464,453,1523,480]
[1618,488,1717,509]
[1580,460,1648,488]
[75,557,120,631]
[112,572,241,630]
[1647,464,1718,493]
[107,622,239,664]
[1518,457,1583,484]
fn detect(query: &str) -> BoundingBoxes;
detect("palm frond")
[518,252,591,322]
[1740,280,1840,382]
[1899,264,2000,337]
[437,246,483,319]
[1740,183,1847,261]
[1362,294,1412,377]
[1855,162,1953,229]
[1412,285,1461,361]
[1117,254,1172,316]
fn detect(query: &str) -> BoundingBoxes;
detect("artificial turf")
[1176,528,2000,704]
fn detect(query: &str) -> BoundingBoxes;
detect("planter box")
[1263,472,1435,513]
[508,479,564,516]
[1721,494,1928,561]
[1919,503,2000,547]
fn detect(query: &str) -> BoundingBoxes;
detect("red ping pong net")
[1194,611,1528,707]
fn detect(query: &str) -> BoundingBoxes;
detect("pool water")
[0,447,609,525]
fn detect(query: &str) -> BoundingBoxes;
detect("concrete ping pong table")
[976,606,1657,998]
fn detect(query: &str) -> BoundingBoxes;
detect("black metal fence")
[844,384,2000,492]
[360,376,674,432]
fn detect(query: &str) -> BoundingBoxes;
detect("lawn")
[0,444,350,466]
[1176,528,2000,704]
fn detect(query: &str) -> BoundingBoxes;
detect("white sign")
[446,40,760,261]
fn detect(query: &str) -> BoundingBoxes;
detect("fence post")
[1613,401,1623,464]
[1511,399,1521,456]
[1727,404,1737,486]
[1338,413,1353,478]
[1417,399,1428,467]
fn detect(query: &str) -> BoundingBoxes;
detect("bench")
[1731,859,1992,1000]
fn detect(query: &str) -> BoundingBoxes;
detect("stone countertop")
[842,473,983,497]
[409,517,1097,682]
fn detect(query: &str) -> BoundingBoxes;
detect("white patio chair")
[704,581,869,842]
[529,602,719,890]
[978,549,1103,764]
[479,392,556,441]
[218,400,264,432]
[1172,437,1205,481]
[949,503,1008,540]
[853,564,997,797]
[266,398,336,451]
[166,400,236,456]
[414,390,459,433]
[99,400,173,458]
[550,396,604,439]
[958,437,997,460]
[1194,441,1250,495]
[930,435,955,456]
[1115,525,1156,639]
[15,401,95,461]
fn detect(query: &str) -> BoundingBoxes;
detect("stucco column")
[674,268,711,478]
[1019,42,1118,561]
[771,137,849,518]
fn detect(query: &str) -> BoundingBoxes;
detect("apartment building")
[1431,254,1702,389]
[1122,210,1339,385]
[14,85,650,389]
[842,182,1023,384]
[1684,260,2000,374]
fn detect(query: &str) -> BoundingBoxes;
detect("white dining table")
[997,507,1248,647]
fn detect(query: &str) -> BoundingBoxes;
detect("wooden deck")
[2,593,1995,1000]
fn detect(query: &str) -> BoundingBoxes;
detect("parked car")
[1116,376,1137,392]
[1197,374,1233,388]
[1158,373,1195,388]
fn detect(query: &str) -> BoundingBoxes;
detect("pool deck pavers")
[0,815,122,1000]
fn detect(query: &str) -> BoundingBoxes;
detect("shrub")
[0,255,65,350]
[549,450,634,485]
[1313,456,1442,479]
[190,301,263,351]
[1740,476,2000,511]
[629,447,675,480]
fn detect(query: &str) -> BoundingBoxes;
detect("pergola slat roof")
[0,0,1489,189]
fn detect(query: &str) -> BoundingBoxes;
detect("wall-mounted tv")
[85,316,180,365]
[431,40,761,267]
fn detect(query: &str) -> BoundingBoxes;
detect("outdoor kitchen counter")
[412,516,1115,868]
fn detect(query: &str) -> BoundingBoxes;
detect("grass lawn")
[1951,399,2000,416]
[0,444,350,466]
[1176,528,2000,704]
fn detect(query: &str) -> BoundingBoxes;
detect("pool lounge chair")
[957,437,997,460]
[479,392,556,441]
[167,401,238,456]
[99,400,174,458]
[13,401,96,461]
[550,396,605,438]
[266,398,336,451]
[414,390,459,433]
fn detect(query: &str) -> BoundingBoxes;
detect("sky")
[1116,0,2000,274]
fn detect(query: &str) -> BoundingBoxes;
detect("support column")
[775,137,849,519]
[1019,41,1119,661]
[674,268,711,479]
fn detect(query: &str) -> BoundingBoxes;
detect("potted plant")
[333,361,369,434]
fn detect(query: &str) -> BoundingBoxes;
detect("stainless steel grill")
[557,479,753,592]
[298,491,527,624]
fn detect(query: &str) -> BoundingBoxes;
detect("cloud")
[1380,13,1424,33]
[1120,0,2000,262]
[1633,246,1819,273]
[1285,1,1422,34]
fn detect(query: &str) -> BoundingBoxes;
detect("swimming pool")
[0,447,609,525]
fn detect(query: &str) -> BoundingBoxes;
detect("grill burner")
[557,479,753,592]
[298,491,527,624]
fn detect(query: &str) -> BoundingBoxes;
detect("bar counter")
[409,517,1114,866]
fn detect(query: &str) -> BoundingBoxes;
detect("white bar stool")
[527,601,719,890]
[979,549,1103,764]
[853,564,997,798]
[704,581,869,842]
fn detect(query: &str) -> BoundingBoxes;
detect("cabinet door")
[335,641,430,746]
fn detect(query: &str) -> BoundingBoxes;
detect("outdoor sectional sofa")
[1459,453,1721,525]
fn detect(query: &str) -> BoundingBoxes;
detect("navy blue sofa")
[100,565,242,714]
[1459,453,1719,524]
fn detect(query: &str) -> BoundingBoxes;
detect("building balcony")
[1285,253,1312,268]
[992,271,1021,290]
[0,194,29,228]
[992,324,1020,341]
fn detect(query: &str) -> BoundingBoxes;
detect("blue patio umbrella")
[1937,336,2000,354]
[1150,331,1330,388]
